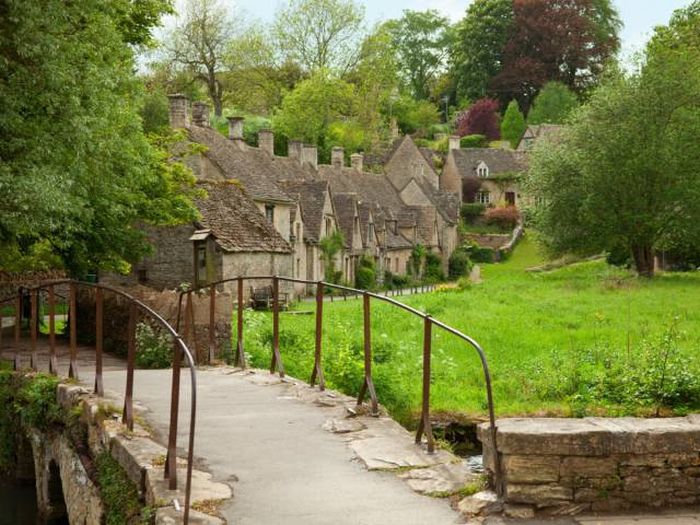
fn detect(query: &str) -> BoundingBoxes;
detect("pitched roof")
[332,193,358,249]
[518,124,566,150]
[385,228,413,250]
[194,181,291,253]
[277,179,330,243]
[188,126,293,203]
[451,148,528,177]
[409,206,438,247]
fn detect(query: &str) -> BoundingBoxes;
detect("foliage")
[385,10,453,100]
[456,98,500,139]
[135,323,173,369]
[451,0,513,101]
[424,252,445,282]
[409,244,427,278]
[166,0,240,116]
[500,100,527,148]
[97,452,152,525]
[527,21,700,277]
[0,0,199,276]
[392,95,442,136]
[15,374,62,431]
[448,248,472,280]
[492,0,621,108]
[460,203,486,222]
[319,230,345,284]
[460,134,488,149]
[273,0,365,74]
[528,81,579,125]
[484,206,520,230]
[355,257,377,290]
[461,176,483,204]
[469,244,496,263]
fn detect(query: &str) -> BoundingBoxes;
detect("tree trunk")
[631,244,655,278]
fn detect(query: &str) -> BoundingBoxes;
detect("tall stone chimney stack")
[191,102,210,127]
[331,147,344,168]
[449,135,461,151]
[167,94,189,128]
[350,153,364,172]
[302,144,318,170]
[227,117,245,149]
[258,129,274,156]
[288,140,303,162]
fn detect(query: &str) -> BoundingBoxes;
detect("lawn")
[239,234,700,425]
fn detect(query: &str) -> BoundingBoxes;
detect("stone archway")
[43,460,68,522]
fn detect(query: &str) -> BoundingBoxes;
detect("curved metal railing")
[177,275,503,495]
[0,280,197,522]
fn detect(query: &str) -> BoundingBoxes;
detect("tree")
[272,70,357,152]
[273,0,365,74]
[456,98,500,139]
[0,0,199,275]
[385,10,453,100]
[527,31,700,277]
[500,100,526,148]
[492,0,621,109]
[167,0,239,116]
[528,81,579,124]
[451,0,513,102]
[391,96,441,136]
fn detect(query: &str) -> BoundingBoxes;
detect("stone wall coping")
[479,415,700,456]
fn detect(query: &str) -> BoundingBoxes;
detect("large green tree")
[528,9,700,277]
[527,81,580,125]
[500,100,527,148]
[451,0,513,102]
[0,0,199,275]
[385,10,453,100]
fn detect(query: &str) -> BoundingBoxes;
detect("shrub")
[484,206,520,230]
[461,203,486,222]
[460,134,488,149]
[469,245,496,263]
[448,249,471,280]
[135,322,173,369]
[355,266,376,290]
[424,252,445,282]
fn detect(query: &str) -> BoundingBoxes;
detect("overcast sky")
[161,0,693,62]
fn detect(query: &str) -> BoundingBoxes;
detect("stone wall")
[479,416,700,513]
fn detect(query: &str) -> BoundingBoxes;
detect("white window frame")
[477,161,489,178]
[476,191,491,205]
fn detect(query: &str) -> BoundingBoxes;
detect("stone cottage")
[517,124,566,152]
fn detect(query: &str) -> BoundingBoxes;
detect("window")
[476,191,491,204]
[296,258,300,277]
[296,223,301,241]
[265,204,275,223]
[354,217,360,234]
[477,162,489,178]
[325,217,332,235]
[195,243,207,285]
[369,223,375,241]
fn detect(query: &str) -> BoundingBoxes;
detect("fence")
[177,275,503,495]
[0,280,197,523]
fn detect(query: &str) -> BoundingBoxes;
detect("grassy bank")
[239,235,700,424]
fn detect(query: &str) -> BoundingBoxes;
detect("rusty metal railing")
[176,275,503,495]
[0,281,197,522]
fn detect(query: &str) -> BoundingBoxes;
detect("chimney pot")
[258,129,274,156]
[449,135,461,151]
[191,102,210,127]
[350,153,364,172]
[167,94,189,128]
[302,144,318,170]
[331,146,344,168]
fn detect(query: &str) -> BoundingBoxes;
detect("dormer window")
[477,161,489,178]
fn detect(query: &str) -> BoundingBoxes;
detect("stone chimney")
[302,144,318,170]
[390,118,399,140]
[227,116,245,149]
[168,94,189,128]
[331,147,344,168]
[191,102,210,127]
[258,129,274,156]
[288,140,303,162]
[350,153,364,172]
[449,135,461,151]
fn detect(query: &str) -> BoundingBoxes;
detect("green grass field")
[241,235,700,425]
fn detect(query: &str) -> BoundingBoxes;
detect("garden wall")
[479,415,700,512]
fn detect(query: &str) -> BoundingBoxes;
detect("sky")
[218,0,693,60]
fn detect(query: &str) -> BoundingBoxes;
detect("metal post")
[122,303,136,431]
[415,316,435,453]
[13,291,21,371]
[208,284,216,363]
[310,282,325,390]
[68,284,78,379]
[30,289,37,370]
[357,292,378,415]
[165,338,181,489]
[269,277,284,377]
[48,286,57,375]
[94,288,104,396]
[235,277,245,367]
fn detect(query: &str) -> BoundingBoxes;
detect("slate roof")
[188,126,293,203]
[332,193,359,249]
[385,228,413,250]
[357,201,373,246]
[409,206,438,247]
[418,147,443,173]
[277,179,330,243]
[451,148,528,177]
[194,181,291,253]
